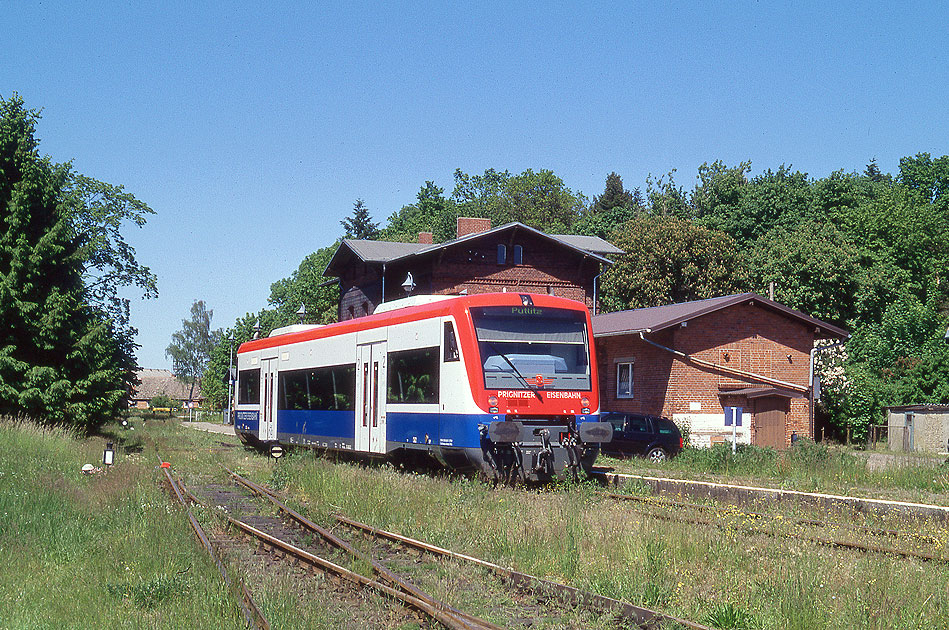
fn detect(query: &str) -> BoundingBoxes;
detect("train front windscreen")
[470,305,591,391]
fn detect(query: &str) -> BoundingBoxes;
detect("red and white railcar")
[235,292,611,481]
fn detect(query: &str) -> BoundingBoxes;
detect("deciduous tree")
[166,300,221,403]
[599,215,745,311]
[268,244,339,325]
[451,167,586,234]
[381,182,451,242]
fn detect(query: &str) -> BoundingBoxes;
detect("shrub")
[673,443,778,476]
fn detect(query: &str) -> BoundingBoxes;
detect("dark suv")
[599,412,683,462]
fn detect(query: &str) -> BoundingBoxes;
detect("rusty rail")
[334,514,712,630]
[157,457,269,630]
[603,491,949,563]
[603,491,942,545]
[218,469,711,629]
[185,472,489,630]
[224,468,499,630]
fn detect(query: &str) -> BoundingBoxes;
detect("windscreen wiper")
[487,342,543,401]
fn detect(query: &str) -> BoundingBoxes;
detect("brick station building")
[592,294,849,449]
[324,218,622,321]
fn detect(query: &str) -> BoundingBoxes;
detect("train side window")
[277,365,355,411]
[444,321,460,362]
[238,369,260,404]
[388,347,439,404]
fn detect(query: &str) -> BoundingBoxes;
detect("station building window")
[616,362,634,398]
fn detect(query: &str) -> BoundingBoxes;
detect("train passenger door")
[260,358,279,442]
[355,341,387,454]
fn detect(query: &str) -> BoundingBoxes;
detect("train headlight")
[488,395,498,414]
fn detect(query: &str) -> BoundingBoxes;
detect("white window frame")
[616,361,634,398]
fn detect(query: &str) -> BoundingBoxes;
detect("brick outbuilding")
[592,294,849,449]
[324,219,622,321]
[129,368,204,409]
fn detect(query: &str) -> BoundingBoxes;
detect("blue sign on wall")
[724,406,743,427]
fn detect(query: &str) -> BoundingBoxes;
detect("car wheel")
[647,447,668,463]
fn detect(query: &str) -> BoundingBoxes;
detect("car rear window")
[656,418,678,435]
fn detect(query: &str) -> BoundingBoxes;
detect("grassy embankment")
[4,418,949,629]
[0,418,244,630]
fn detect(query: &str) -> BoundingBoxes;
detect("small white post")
[732,416,737,454]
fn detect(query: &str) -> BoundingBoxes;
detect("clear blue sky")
[2,1,947,369]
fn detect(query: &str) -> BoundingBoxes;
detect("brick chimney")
[456,217,491,238]
[418,231,433,244]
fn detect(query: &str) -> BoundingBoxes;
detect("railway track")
[603,490,949,563]
[165,461,711,629]
[185,477,497,629]
[157,458,270,630]
[226,468,711,629]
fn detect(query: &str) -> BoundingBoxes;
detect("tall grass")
[605,438,949,501]
[0,419,243,629]
[10,415,945,628]
[252,450,949,629]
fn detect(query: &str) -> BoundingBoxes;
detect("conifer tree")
[0,95,131,431]
[590,172,635,213]
[341,199,379,239]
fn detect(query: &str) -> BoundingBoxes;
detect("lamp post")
[401,272,415,295]
[103,442,115,467]
[297,303,306,324]
[226,331,235,426]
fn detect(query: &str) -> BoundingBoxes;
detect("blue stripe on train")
[260,409,492,449]
[235,410,259,433]
[385,411,489,448]
[278,409,355,439]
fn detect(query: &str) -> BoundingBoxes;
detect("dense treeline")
[0,95,156,433]
[206,160,949,439]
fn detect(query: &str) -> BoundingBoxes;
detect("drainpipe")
[381,262,386,304]
[638,331,807,392]
[592,265,603,315]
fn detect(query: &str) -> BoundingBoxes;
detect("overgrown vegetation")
[252,448,949,630]
[5,418,949,628]
[603,438,949,500]
[0,420,241,628]
[0,94,155,433]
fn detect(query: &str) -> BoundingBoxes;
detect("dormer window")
[497,244,506,264]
